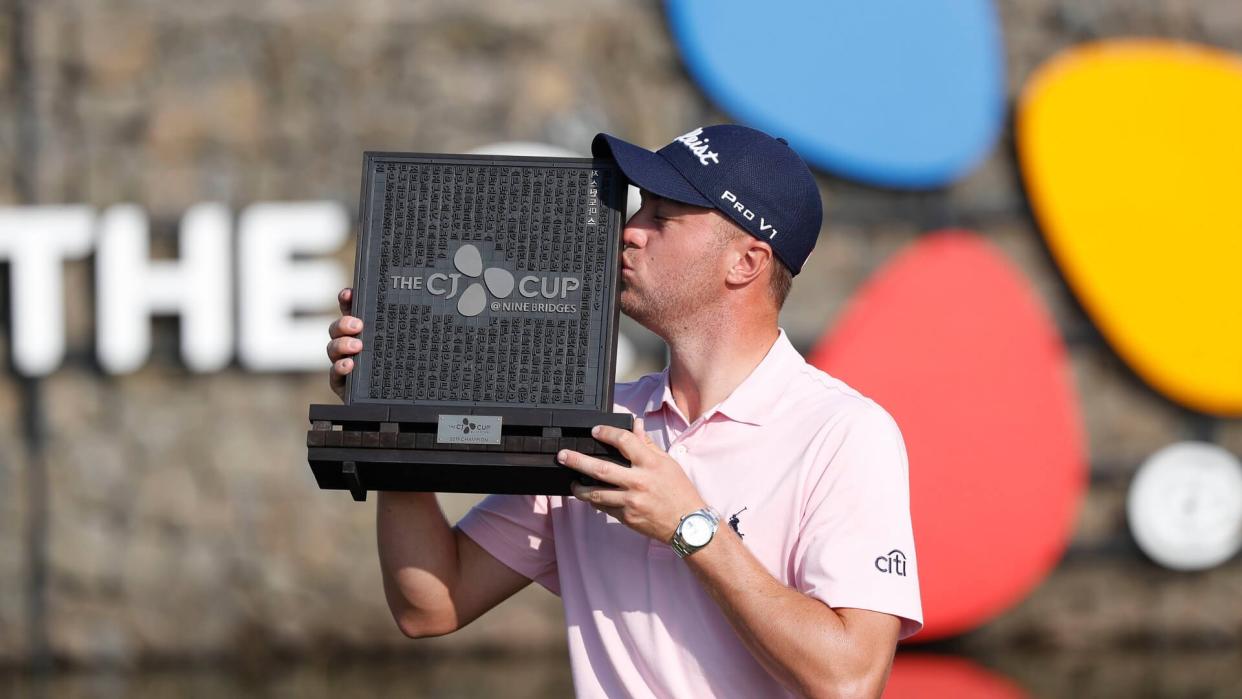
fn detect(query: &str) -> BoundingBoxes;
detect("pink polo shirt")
[457,331,922,698]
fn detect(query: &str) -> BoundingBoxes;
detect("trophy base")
[306,404,632,499]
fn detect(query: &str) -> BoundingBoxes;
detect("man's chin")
[619,295,668,339]
[619,293,651,325]
[619,294,638,319]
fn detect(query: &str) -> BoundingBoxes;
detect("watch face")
[681,513,714,547]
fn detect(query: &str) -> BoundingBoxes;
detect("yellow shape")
[1018,39,1242,416]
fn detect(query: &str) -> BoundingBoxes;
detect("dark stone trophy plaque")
[307,152,632,499]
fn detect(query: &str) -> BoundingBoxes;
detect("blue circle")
[665,0,1006,189]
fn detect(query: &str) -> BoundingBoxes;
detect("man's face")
[618,191,732,333]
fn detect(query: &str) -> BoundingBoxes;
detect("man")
[326,125,922,698]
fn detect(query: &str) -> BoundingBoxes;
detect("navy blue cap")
[592,124,823,275]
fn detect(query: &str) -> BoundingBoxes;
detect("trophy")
[307,152,632,500]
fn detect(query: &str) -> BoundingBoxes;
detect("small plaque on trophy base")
[307,152,631,499]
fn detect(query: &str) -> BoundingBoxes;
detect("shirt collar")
[640,366,675,417]
[637,330,803,427]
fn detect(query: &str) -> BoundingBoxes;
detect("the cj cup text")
[0,201,351,376]
[391,273,580,300]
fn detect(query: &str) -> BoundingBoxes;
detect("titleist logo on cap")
[674,127,720,166]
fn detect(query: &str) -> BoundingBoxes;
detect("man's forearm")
[375,491,462,637]
[684,531,898,698]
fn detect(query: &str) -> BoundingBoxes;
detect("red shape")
[884,653,1028,698]
[808,230,1085,641]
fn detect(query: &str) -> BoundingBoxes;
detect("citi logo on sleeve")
[874,549,908,576]
[674,127,721,165]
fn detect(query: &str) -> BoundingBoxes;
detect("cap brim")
[592,133,712,208]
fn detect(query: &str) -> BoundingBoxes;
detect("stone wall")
[1,0,1241,667]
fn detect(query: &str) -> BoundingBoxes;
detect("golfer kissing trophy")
[307,152,632,500]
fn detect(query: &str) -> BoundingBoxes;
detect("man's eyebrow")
[642,190,702,218]
[641,190,676,218]
[659,198,702,217]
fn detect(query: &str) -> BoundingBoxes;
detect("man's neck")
[664,320,780,424]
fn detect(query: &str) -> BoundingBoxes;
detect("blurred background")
[2,0,1241,696]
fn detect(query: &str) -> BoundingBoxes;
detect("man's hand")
[566,419,900,697]
[327,287,364,402]
[559,418,707,543]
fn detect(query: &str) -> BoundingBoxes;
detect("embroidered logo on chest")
[728,506,748,539]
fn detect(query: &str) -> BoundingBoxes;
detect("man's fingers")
[591,424,647,461]
[329,358,353,385]
[631,417,654,446]
[329,357,353,401]
[329,315,363,339]
[326,292,359,403]
[558,449,632,487]
[326,336,363,362]
[570,482,626,510]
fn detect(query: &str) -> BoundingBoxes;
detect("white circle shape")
[680,513,714,547]
[1127,441,1242,571]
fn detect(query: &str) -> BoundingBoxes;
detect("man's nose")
[622,221,647,248]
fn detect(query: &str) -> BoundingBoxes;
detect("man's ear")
[725,237,773,288]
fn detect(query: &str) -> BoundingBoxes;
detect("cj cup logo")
[874,549,908,577]
[451,417,493,435]
[390,244,581,317]
[448,244,515,317]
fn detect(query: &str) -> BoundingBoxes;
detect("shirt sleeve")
[456,494,561,595]
[793,402,924,639]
